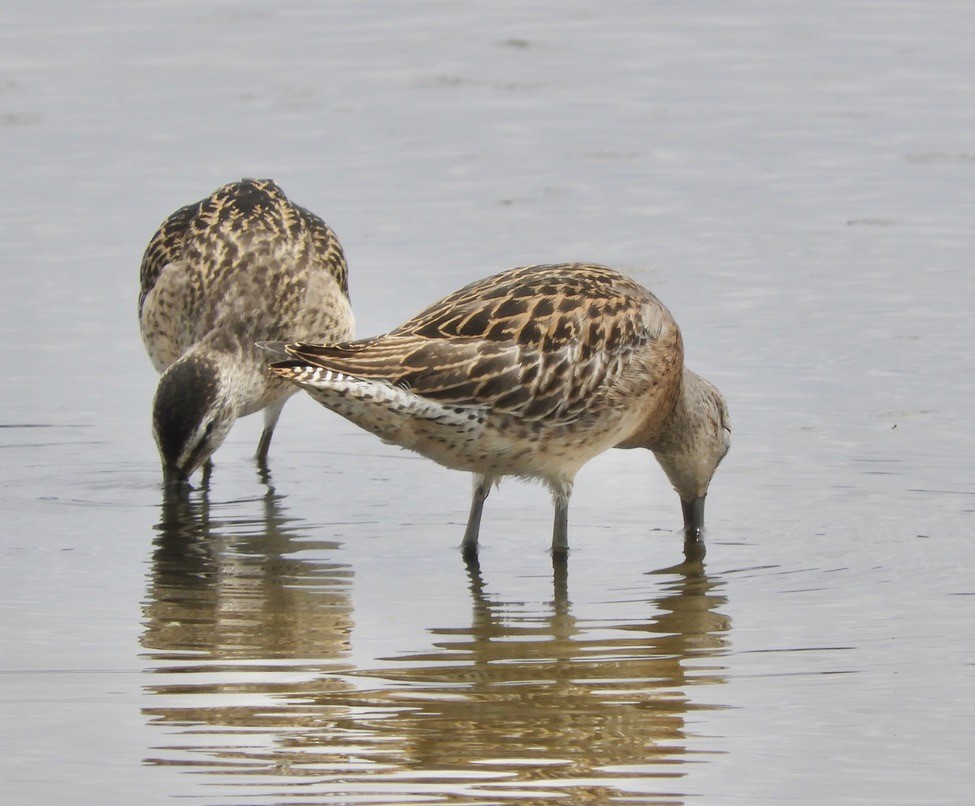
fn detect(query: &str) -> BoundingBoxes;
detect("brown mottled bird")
[265,263,729,557]
[139,179,354,487]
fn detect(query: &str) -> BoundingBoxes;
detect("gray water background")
[1,1,973,803]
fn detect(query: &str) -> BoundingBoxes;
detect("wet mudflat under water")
[1,2,974,803]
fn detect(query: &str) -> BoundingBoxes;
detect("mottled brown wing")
[395,263,660,352]
[295,204,349,297]
[139,179,281,316]
[138,199,201,314]
[282,264,673,423]
[141,178,348,326]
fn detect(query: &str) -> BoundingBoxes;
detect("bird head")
[152,354,238,489]
[651,371,731,535]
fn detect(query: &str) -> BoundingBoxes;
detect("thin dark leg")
[552,499,569,557]
[256,399,286,463]
[550,479,572,557]
[256,427,274,463]
[461,475,491,561]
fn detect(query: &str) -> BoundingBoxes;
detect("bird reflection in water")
[142,486,729,803]
[141,474,355,773]
[335,553,730,803]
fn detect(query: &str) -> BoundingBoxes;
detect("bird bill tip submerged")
[162,463,191,492]
[681,495,707,536]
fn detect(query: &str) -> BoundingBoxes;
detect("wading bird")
[266,263,729,558]
[139,178,354,487]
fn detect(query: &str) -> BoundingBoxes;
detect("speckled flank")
[268,263,730,555]
[140,178,355,481]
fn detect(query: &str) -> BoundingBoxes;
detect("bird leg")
[461,474,492,560]
[256,399,287,463]
[550,478,573,557]
[256,430,273,464]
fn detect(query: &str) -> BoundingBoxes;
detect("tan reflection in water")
[339,556,729,804]
[142,496,729,805]
[141,480,355,764]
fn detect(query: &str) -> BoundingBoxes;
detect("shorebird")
[266,263,729,557]
[139,178,354,488]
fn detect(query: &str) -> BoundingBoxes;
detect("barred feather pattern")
[139,178,354,478]
[270,264,685,480]
[140,178,353,402]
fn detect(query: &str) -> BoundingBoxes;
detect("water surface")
[1,2,973,803]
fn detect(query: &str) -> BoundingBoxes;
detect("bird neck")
[648,369,726,503]
[647,369,713,454]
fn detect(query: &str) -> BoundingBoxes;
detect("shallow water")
[2,2,974,804]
